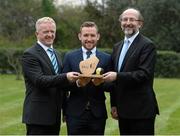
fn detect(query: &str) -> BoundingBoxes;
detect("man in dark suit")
[21,17,79,135]
[62,21,111,135]
[103,8,159,135]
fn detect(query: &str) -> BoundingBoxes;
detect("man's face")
[78,26,100,50]
[36,22,56,47]
[120,9,142,37]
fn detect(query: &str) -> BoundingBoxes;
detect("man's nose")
[87,36,92,40]
[47,32,53,36]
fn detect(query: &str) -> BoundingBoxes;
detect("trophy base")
[78,74,103,78]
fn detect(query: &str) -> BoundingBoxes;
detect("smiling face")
[78,26,100,50]
[120,8,143,38]
[35,20,56,47]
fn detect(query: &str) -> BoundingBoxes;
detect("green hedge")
[0,48,180,78]
[155,51,180,78]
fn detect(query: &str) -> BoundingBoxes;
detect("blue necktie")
[86,50,92,59]
[47,48,59,74]
[85,50,92,109]
[118,40,130,71]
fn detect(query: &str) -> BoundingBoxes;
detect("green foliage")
[0,49,9,73]
[55,5,87,48]
[0,0,179,52]
[0,48,179,78]
[138,0,180,52]
[155,51,180,78]
[0,0,42,42]
[42,0,57,16]
[0,0,58,48]
[82,0,122,48]
[0,48,23,76]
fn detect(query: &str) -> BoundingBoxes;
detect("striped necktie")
[118,40,130,71]
[47,48,59,74]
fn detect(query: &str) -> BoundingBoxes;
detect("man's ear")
[139,21,143,29]
[78,33,81,40]
[35,31,38,36]
[97,33,100,41]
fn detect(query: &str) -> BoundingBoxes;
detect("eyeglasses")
[120,18,141,22]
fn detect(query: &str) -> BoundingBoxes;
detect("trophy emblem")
[79,56,103,78]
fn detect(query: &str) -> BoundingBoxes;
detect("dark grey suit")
[111,34,159,135]
[22,43,69,134]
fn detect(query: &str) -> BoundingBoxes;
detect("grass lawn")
[0,74,180,135]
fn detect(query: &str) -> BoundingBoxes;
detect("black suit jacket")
[111,34,159,119]
[62,48,111,119]
[22,43,70,125]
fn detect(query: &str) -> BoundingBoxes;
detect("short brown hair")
[80,21,98,33]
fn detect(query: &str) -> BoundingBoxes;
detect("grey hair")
[119,7,144,22]
[35,17,56,32]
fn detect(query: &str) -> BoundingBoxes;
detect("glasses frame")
[120,18,142,23]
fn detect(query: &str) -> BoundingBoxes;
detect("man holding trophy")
[62,21,111,135]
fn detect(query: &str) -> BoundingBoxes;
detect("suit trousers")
[26,123,60,135]
[66,110,106,135]
[118,117,155,135]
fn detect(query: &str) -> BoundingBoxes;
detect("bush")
[0,48,179,78]
[155,51,180,78]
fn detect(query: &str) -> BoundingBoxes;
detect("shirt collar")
[124,31,139,45]
[37,41,53,52]
[81,46,96,54]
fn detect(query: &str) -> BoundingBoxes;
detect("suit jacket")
[22,43,70,125]
[111,34,159,119]
[62,48,111,119]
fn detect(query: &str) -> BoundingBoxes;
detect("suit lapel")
[79,48,84,61]
[120,34,141,71]
[35,43,56,74]
[66,48,83,73]
[115,41,123,71]
[77,48,84,71]
[96,50,103,68]
[54,50,63,73]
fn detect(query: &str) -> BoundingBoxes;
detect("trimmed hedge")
[0,48,179,78]
[155,51,180,78]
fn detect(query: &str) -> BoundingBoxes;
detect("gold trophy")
[79,56,103,78]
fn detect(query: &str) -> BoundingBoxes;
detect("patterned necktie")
[86,50,92,59]
[118,40,130,71]
[47,48,59,74]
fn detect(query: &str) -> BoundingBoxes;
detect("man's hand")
[103,71,117,82]
[66,72,79,83]
[76,77,91,87]
[111,106,118,120]
[91,78,104,86]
